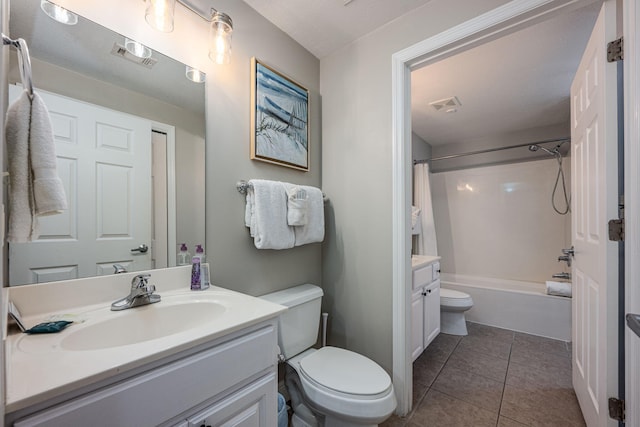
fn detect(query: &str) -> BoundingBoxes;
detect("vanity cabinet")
[9,322,279,427]
[411,259,441,361]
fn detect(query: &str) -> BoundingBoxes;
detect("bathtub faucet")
[552,272,571,280]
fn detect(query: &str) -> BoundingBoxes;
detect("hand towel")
[284,184,308,226]
[30,92,67,216]
[546,280,572,297]
[293,185,324,246]
[246,179,295,249]
[5,91,67,243]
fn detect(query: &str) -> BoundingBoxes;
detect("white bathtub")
[440,273,571,341]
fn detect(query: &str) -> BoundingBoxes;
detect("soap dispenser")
[177,243,191,266]
[191,244,205,290]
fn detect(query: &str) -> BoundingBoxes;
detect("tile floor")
[382,322,585,427]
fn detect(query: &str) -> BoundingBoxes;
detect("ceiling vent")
[429,96,462,113]
[110,43,158,69]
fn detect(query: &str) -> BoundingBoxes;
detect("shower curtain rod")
[414,137,570,164]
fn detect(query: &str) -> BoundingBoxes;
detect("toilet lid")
[299,347,392,396]
[440,288,470,299]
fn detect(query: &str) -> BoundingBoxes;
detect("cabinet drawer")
[413,264,433,289]
[15,326,277,427]
[432,262,440,280]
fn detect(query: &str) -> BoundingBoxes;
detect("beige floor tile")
[413,357,444,388]
[514,332,571,358]
[409,389,498,427]
[447,344,510,382]
[457,333,512,360]
[467,322,515,343]
[416,333,461,365]
[510,344,572,372]
[432,364,504,413]
[498,416,528,426]
[380,413,407,427]
[507,359,572,389]
[501,383,586,426]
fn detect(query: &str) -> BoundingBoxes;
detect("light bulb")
[40,0,78,25]
[145,0,176,33]
[125,38,152,59]
[209,12,233,65]
[186,66,205,83]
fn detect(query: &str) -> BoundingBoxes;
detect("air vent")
[429,96,462,113]
[110,43,158,69]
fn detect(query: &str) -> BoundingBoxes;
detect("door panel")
[8,86,152,285]
[570,2,619,425]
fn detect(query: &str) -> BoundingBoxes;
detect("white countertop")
[411,255,440,270]
[3,266,286,413]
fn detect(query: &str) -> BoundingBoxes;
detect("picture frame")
[250,57,310,171]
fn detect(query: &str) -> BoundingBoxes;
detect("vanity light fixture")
[40,0,78,25]
[185,65,205,83]
[145,0,233,65]
[125,38,153,59]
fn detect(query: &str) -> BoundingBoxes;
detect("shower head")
[528,144,559,157]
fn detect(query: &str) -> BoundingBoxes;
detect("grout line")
[496,339,513,426]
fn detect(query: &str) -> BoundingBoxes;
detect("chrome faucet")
[552,272,571,280]
[557,255,572,267]
[111,274,161,311]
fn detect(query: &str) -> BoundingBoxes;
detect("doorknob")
[131,244,149,253]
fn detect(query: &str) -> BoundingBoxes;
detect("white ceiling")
[242,0,433,59]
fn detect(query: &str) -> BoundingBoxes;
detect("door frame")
[623,0,640,425]
[390,0,634,415]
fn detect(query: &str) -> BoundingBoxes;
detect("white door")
[8,86,152,285]
[570,2,619,426]
[152,130,169,269]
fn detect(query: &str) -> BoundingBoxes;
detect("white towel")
[5,91,67,243]
[245,179,295,249]
[293,185,324,246]
[546,280,572,297]
[284,184,308,226]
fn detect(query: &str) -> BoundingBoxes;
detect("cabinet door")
[188,373,277,427]
[423,280,441,348]
[411,289,425,361]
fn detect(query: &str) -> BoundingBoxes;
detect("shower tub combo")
[440,273,571,341]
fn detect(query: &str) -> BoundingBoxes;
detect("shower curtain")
[413,163,438,256]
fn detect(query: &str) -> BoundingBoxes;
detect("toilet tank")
[260,284,323,359]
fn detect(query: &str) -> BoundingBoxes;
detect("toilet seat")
[288,347,397,422]
[440,288,473,308]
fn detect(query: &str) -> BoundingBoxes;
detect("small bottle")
[177,243,191,266]
[190,244,205,290]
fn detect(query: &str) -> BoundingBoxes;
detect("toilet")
[440,288,474,336]
[261,284,396,427]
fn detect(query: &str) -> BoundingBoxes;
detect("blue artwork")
[252,59,309,170]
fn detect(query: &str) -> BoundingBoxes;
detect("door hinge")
[608,397,625,422]
[609,218,624,241]
[607,37,623,62]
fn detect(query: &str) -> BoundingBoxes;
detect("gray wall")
[320,0,510,372]
[204,0,322,296]
[412,132,432,163]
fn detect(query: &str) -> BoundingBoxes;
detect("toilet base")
[440,311,468,335]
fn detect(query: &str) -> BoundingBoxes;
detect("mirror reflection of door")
[8,85,156,285]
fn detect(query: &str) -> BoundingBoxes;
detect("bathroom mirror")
[6,0,206,285]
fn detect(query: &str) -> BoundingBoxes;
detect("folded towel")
[5,90,67,243]
[30,93,67,216]
[284,184,308,226]
[246,179,295,249]
[546,280,572,297]
[293,185,324,246]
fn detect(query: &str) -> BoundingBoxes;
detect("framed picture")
[251,57,309,171]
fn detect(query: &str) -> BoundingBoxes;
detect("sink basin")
[60,300,226,351]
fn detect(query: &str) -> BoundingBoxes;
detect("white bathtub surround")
[440,273,571,341]
[413,163,438,255]
[546,280,572,297]
[431,159,571,283]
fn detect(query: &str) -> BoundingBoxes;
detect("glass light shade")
[185,66,205,83]
[40,0,78,25]
[145,0,176,33]
[208,12,233,65]
[125,38,152,59]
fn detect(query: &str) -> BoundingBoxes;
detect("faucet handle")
[562,246,575,257]
[131,273,151,289]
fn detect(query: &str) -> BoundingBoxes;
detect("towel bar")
[236,180,328,202]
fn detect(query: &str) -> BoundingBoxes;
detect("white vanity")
[3,267,286,427]
[411,255,441,361]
